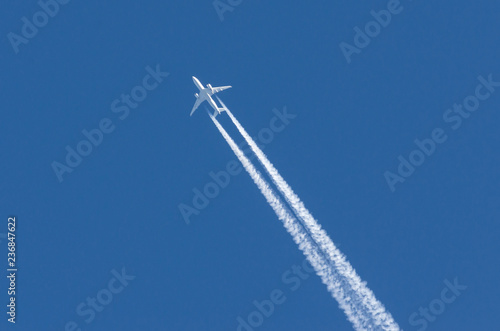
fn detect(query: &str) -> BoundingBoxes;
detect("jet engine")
[194,93,199,98]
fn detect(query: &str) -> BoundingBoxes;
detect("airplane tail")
[214,96,229,117]
[205,106,225,118]
[216,104,228,116]
[213,108,223,118]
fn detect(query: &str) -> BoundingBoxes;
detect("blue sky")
[1,0,499,330]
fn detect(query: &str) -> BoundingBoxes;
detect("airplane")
[190,76,231,117]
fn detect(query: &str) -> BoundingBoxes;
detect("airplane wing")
[212,86,232,94]
[190,97,203,116]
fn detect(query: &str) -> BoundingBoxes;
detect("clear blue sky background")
[1,1,499,330]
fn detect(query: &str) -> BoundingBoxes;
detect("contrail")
[209,112,372,329]
[218,98,399,330]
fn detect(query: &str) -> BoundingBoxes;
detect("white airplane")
[190,76,231,117]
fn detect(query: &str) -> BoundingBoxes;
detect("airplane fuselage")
[192,76,205,91]
[192,77,219,112]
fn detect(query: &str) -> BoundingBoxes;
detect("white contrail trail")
[209,113,372,329]
[219,99,399,330]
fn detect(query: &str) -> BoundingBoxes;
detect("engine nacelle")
[194,93,199,98]
[207,84,212,89]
